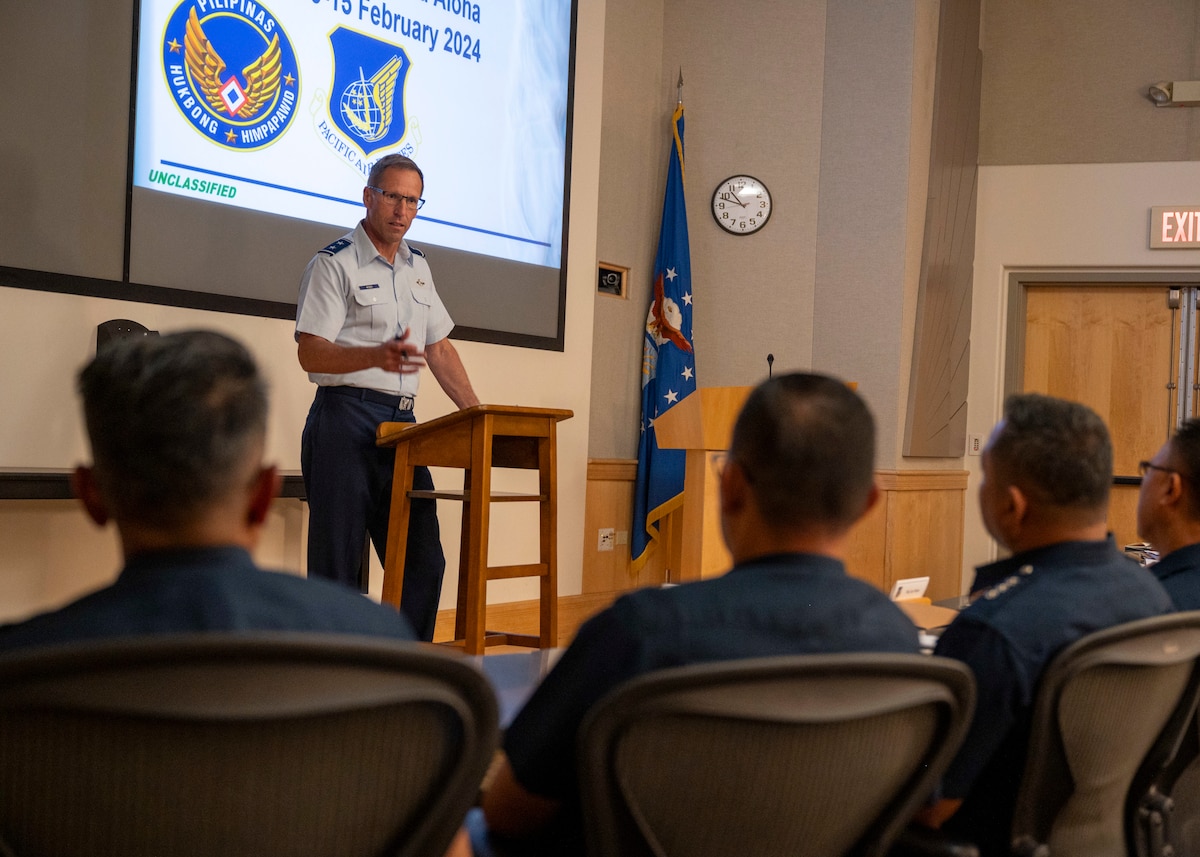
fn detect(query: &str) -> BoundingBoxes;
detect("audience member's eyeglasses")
[713,454,757,485]
[1138,460,1184,479]
[368,186,425,210]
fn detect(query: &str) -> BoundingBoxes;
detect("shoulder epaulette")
[982,563,1035,601]
[408,244,425,258]
[318,237,353,256]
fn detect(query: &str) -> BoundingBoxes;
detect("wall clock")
[711,175,772,235]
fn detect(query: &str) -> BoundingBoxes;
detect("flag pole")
[677,68,684,105]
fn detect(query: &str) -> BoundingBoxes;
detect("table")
[473,648,563,728]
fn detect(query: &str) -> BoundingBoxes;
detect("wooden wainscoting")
[459,463,970,645]
[842,470,968,602]
[581,459,671,593]
[582,460,967,602]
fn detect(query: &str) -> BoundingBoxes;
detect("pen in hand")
[387,324,425,373]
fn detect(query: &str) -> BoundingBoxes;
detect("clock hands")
[723,187,748,208]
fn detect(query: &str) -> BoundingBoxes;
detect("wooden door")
[1022,285,1180,547]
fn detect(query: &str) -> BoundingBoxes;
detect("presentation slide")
[132,0,571,269]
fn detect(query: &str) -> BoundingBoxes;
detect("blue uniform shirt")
[0,546,417,650]
[504,552,921,803]
[935,537,1172,855]
[1151,542,1200,610]
[295,221,454,396]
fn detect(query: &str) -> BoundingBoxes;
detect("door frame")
[1002,270,1200,400]
[998,270,1200,551]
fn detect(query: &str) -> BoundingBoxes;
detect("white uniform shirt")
[295,221,455,396]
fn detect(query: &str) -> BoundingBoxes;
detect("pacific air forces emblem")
[327,28,411,160]
[161,0,300,151]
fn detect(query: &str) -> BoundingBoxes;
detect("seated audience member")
[1137,419,1200,609]
[922,393,1172,855]
[0,330,419,649]
[475,373,922,855]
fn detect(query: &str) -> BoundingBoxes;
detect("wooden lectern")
[376,405,573,654]
[653,386,752,581]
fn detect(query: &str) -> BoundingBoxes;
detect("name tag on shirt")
[359,283,380,290]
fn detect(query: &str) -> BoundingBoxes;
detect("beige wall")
[980,0,1200,165]
[590,0,948,471]
[664,0,827,391]
[0,0,607,621]
[588,0,666,459]
[812,0,940,468]
[589,0,829,461]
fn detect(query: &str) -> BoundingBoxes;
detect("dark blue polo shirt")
[1151,542,1200,610]
[0,545,416,650]
[935,538,1171,856]
[504,552,921,804]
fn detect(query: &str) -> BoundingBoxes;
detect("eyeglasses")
[712,452,756,485]
[368,186,425,210]
[1139,460,1184,479]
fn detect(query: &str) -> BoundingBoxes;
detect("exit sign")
[1151,207,1200,248]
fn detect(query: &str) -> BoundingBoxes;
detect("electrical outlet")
[615,530,628,546]
[597,528,615,551]
[967,433,984,456]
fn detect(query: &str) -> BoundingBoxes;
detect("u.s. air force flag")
[631,103,696,572]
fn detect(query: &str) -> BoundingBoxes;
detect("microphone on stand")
[767,353,774,379]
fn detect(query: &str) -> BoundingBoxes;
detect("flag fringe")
[629,491,685,574]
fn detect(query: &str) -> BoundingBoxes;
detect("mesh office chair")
[577,652,976,857]
[1007,612,1200,857]
[0,634,498,857]
[1136,708,1200,857]
[1123,611,1200,857]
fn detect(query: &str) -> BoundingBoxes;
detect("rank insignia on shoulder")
[319,237,352,256]
[409,244,425,257]
[984,572,1027,600]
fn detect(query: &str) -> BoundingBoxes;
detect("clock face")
[711,175,772,235]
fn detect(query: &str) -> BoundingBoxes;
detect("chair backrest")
[0,633,498,857]
[577,652,976,857]
[1009,612,1200,857]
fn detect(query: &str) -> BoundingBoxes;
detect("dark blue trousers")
[301,387,445,640]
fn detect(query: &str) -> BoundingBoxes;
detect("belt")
[323,385,414,411]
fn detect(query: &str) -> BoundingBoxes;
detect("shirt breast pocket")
[404,284,432,340]
[351,284,388,340]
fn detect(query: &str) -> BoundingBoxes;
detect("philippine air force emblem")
[161,0,300,151]
[327,28,411,161]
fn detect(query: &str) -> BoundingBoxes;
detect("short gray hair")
[990,393,1112,511]
[78,330,268,527]
[367,154,424,190]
